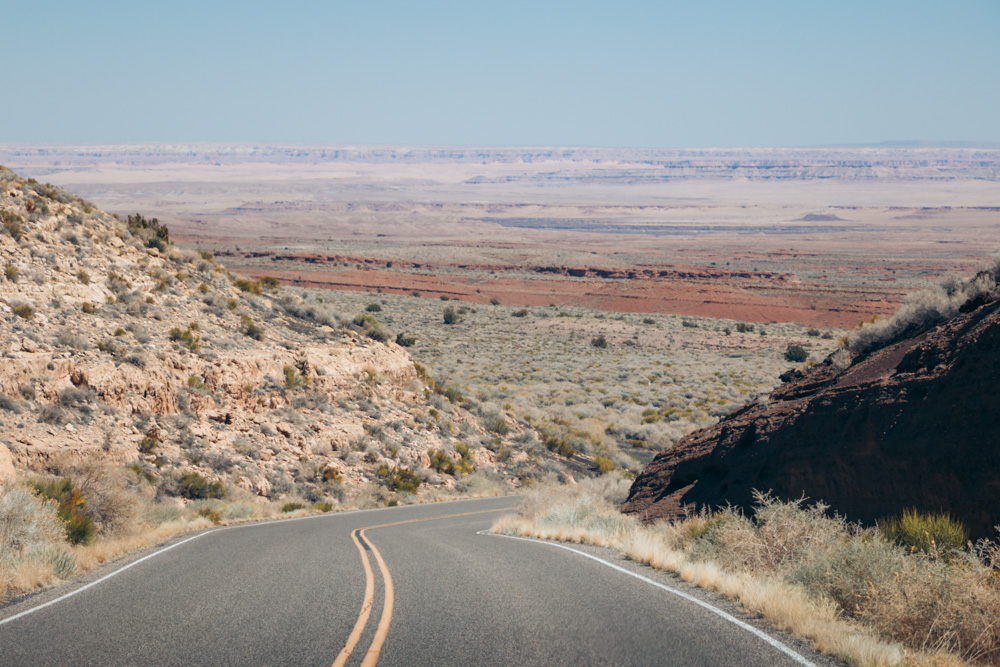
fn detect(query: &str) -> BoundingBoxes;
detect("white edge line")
[479,531,817,667]
[0,495,518,628]
[0,531,213,628]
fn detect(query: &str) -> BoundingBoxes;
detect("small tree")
[443,306,459,324]
[784,344,808,362]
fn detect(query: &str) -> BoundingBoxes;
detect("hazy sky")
[6,0,999,146]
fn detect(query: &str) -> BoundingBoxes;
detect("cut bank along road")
[0,496,832,666]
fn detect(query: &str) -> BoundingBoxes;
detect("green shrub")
[640,408,661,424]
[367,326,389,343]
[365,303,382,312]
[12,303,33,320]
[234,278,262,295]
[377,465,422,493]
[4,262,19,282]
[736,322,754,333]
[682,319,698,328]
[395,333,416,347]
[591,335,607,349]
[196,507,223,524]
[879,509,969,556]
[128,463,156,483]
[240,314,264,341]
[593,455,615,474]
[281,502,306,513]
[82,302,96,314]
[28,478,95,545]
[442,385,463,403]
[784,344,808,362]
[427,449,456,475]
[259,275,280,291]
[489,297,501,306]
[544,435,575,458]
[169,325,201,352]
[512,309,529,318]
[1,210,24,241]
[138,436,159,454]
[283,364,308,389]
[178,472,226,500]
[312,501,334,513]
[443,306,459,324]
[481,410,510,435]
[126,213,170,247]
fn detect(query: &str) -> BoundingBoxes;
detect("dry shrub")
[687,493,848,574]
[862,547,1000,664]
[849,257,1000,354]
[44,458,146,537]
[681,494,1000,663]
[498,482,1000,666]
[0,485,66,555]
[0,484,77,599]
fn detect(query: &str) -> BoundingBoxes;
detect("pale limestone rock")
[0,442,15,490]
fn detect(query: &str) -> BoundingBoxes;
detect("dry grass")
[0,463,516,604]
[493,481,999,666]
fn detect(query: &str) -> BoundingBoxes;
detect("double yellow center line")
[332,508,508,667]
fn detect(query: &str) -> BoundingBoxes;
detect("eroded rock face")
[0,167,532,499]
[623,292,1000,539]
[0,442,15,489]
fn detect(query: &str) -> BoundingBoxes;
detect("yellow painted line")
[332,529,377,667]
[334,508,509,666]
[359,529,392,667]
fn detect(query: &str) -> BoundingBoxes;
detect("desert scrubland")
[3,145,1000,665]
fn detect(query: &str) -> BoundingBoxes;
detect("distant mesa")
[623,272,1000,539]
[796,213,846,222]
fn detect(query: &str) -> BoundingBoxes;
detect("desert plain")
[4,143,999,329]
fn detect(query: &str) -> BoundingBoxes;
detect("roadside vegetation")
[494,479,1000,666]
[0,455,508,602]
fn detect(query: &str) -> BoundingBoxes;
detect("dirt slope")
[623,287,1000,539]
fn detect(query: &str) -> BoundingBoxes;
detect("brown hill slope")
[623,269,1000,539]
[0,166,548,504]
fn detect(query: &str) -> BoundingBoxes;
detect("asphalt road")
[0,496,833,666]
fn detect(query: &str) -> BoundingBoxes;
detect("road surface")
[0,496,833,666]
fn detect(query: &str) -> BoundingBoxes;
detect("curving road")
[0,496,834,666]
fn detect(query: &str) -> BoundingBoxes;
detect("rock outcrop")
[623,289,1000,539]
[0,167,539,501]
[0,442,14,490]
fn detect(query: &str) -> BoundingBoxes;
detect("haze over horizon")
[7,0,998,148]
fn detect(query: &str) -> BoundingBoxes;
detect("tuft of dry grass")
[494,481,998,666]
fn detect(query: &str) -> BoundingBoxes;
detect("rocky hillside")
[0,167,547,503]
[623,267,1000,539]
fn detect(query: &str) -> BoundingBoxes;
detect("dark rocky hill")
[623,281,1000,539]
